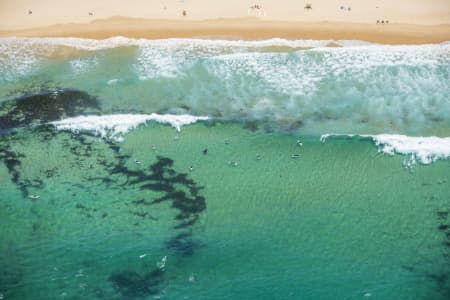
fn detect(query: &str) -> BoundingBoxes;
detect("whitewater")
[1,37,449,164]
[1,37,449,138]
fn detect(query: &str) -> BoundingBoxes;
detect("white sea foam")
[50,114,209,141]
[0,37,332,51]
[69,57,99,74]
[1,37,448,83]
[3,36,448,52]
[134,45,184,80]
[321,134,450,164]
[1,37,449,136]
[106,79,119,85]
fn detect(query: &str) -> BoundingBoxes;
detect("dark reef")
[0,88,100,130]
[106,154,206,298]
[109,268,165,298]
[0,88,101,196]
[0,87,207,299]
[404,210,450,299]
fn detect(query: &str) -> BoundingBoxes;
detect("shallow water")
[0,38,449,300]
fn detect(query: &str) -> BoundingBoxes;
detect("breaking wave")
[49,114,209,141]
[321,134,450,164]
[1,37,449,136]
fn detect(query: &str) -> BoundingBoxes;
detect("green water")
[1,38,450,299]
[1,122,449,299]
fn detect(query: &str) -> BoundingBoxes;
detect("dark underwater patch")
[0,88,101,195]
[0,144,23,184]
[243,120,259,132]
[0,88,100,130]
[437,211,449,220]
[0,124,207,298]
[0,242,24,296]
[402,209,450,299]
[165,231,203,256]
[109,154,206,256]
[105,153,206,297]
[0,134,30,197]
[109,267,164,298]
[124,156,206,233]
[430,212,450,298]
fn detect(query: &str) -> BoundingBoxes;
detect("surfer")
[224,139,231,145]
[256,153,262,160]
[29,194,40,200]
[291,154,300,159]
[134,160,141,164]
[296,139,303,147]
[229,161,238,167]
[189,166,194,172]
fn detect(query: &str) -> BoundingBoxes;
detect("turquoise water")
[0,38,449,300]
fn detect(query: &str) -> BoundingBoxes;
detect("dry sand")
[0,0,449,44]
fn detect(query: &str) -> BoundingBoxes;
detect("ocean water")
[0,37,449,300]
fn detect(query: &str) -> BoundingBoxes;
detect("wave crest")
[49,114,209,141]
[321,134,450,164]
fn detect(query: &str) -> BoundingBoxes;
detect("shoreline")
[1,17,450,45]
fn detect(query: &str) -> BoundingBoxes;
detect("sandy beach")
[1,0,450,43]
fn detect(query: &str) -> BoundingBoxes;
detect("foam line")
[50,114,209,141]
[321,134,450,164]
[1,36,420,51]
[2,36,449,50]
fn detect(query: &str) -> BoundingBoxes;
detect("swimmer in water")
[134,160,141,164]
[229,161,238,167]
[296,139,303,147]
[256,154,262,160]
[291,154,300,159]
[189,166,193,172]
[29,194,40,200]
[224,139,231,145]
[202,148,208,155]
[150,145,157,151]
